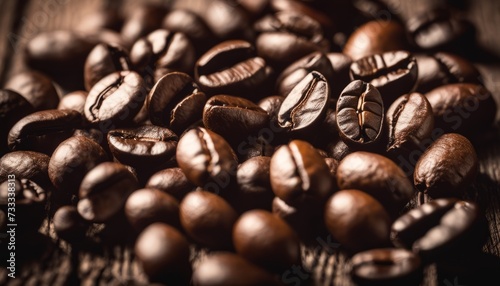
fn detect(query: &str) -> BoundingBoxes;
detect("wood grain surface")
[1,0,499,285]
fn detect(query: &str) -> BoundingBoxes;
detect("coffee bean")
[234,156,274,212]
[350,51,418,105]
[84,43,131,91]
[5,71,60,111]
[192,252,279,286]
[53,205,89,242]
[58,91,87,114]
[278,71,329,134]
[327,53,353,99]
[327,137,352,161]
[350,248,422,286]
[414,133,478,198]
[8,109,82,155]
[270,0,334,33]
[77,162,138,223]
[176,127,238,190]
[179,190,238,249]
[121,4,170,47]
[204,0,254,41]
[135,223,191,284]
[84,71,146,126]
[233,209,301,273]
[336,80,384,148]
[146,168,196,201]
[125,188,180,232]
[0,89,34,155]
[0,151,51,190]
[425,83,497,135]
[239,0,272,19]
[324,190,391,253]
[336,152,414,216]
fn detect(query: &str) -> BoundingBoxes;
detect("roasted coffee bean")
[327,138,352,161]
[234,156,274,212]
[257,95,284,128]
[350,248,422,286]
[337,152,414,216]
[176,127,238,190]
[270,140,333,205]
[352,0,401,23]
[204,0,254,41]
[121,4,170,47]
[414,54,450,93]
[84,43,131,91]
[233,209,301,273]
[192,252,279,286]
[278,71,329,134]
[195,40,270,97]
[84,71,146,126]
[324,190,391,253]
[386,93,434,154]
[327,53,353,99]
[8,109,82,155]
[324,157,339,178]
[239,0,271,19]
[0,89,34,155]
[433,53,481,83]
[203,95,270,142]
[343,20,409,60]
[270,0,334,33]
[77,162,138,223]
[135,223,191,284]
[414,133,478,198]
[179,190,238,249]
[5,71,59,111]
[336,80,384,148]
[146,168,196,201]
[0,151,51,189]
[255,11,329,69]
[350,51,418,105]
[125,188,180,232]
[53,205,89,242]
[49,136,108,198]
[391,199,487,261]
[58,91,87,114]
[147,72,207,134]
[425,83,497,135]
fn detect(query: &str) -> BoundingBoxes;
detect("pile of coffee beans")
[1,0,498,285]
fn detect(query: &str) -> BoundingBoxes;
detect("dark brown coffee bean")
[351,248,422,286]
[270,0,334,33]
[0,89,34,155]
[176,127,238,191]
[121,4,170,47]
[179,190,238,249]
[327,138,352,161]
[386,93,434,154]
[84,71,146,126]
[8,109,82,155]
[78,162,138,222]
[336,152,414,216]
[204,0,254,41]
[327,53,353,99]
[233,209,301,273]
[336,80,384,148]
[270,140,333,205]
[53,205,89,242]
[325,190,391,253]
[0,151,51,190]
[146,168,196,201]
[135,223,191,284]
[234,156,274,212]
[125,188,180,232]
[425,83,497,135]
[350,51,418,105]
[149,74,206,134]
[58,91,87,114]
[414,133,478,198]
[278,71,329,134]
[5,71,59,111]
[192,252,279,286]
[84,43,131,91]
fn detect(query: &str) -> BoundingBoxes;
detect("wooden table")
[1,0,500,285]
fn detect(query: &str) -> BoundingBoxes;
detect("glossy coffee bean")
[78,162,138,223]
[327,53,354,99]
[233,209,301,273]
[147,72,206,134]
[179,190,238,249]
[234,156,274,212]
[386,93,434,154]
[203,95,269,142]
[391,199,486,261]
[195,40,270,97]
[336,152,414,216]
[0,89,34,154]
[176,127,238,190]
[49,136,108,198]
[351,248,422,286]
[125,188,180,232]
[0,151,51,190]
[414,133,478,198]
[5,71,59,111]
[350,51,418,105]
[204,0,254,41]
[84,43,131,91]
[257,95,284,128]
[8,109,82,155]
[425,83,497,135]
[146,168,196,201]
[278,71,329,135]
[343,20,408,60]
[135,223,191,284]
[192,252,279,286]
[336,80,384,149]
[270,140,332,205]
[324,190,391,253]
[270,0,334,33]
[53,205,89,242]
[433,53,481,83]
[120,4,170,47]
[58,91,87,114]
[84,71,146,126]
